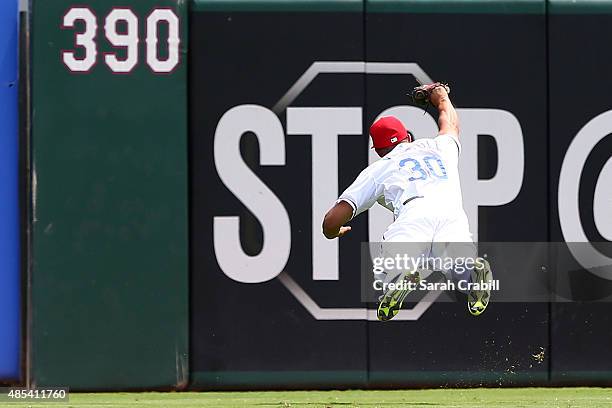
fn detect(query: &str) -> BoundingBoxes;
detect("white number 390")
[61,7,180,74]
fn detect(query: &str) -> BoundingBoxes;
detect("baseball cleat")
[377,270,420,321]
[467,258,493,316]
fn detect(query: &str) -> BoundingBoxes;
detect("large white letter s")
[213,105,291,283]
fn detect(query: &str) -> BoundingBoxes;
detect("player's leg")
[466,257,493,316]
[376,220,432,321]
[433,214,493,316]
[376,242,428,322]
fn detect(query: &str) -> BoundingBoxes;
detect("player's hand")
[429,85,450,107]
[336,226,352,238]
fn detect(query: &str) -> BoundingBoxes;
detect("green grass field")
[5,388,612,408]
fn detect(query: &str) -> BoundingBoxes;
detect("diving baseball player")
[322,83,492,321]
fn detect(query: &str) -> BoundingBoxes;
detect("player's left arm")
[322,201,353,239]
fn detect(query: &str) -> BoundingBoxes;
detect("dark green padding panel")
[367,0,544,14]
[192,0,545,13]
[192,371,368,388]
[549,0,612,14]
[30,0,188,389]
[192,0,362,12]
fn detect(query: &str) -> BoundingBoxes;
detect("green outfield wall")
[30,0,189,389]
[26,0,612,390]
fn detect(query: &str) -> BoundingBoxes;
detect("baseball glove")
[410,82,451,108]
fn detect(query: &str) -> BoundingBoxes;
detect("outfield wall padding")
[548,0,612,386]
[364,1,549,387]
[30,0,189,389]
[189,0,612,389]
[189,0,551,389]
[189,4,369,389]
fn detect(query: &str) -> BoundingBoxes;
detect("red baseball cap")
[369,116,411,149]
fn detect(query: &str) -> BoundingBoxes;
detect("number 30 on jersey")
[61,7,180,74]
[399,155,448,182]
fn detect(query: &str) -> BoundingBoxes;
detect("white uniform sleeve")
[338,166,382,220]
[435,133,461,165]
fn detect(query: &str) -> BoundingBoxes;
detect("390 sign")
[61,7,180,74]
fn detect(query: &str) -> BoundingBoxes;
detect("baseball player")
[322,83,492,321]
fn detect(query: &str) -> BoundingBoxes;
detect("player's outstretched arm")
[322,201,353,239]
[430,86,459,137]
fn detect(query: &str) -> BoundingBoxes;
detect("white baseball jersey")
[338,133,471,243]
